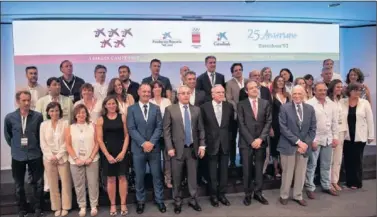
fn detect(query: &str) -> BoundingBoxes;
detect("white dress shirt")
[315,72,343,83]
[178,102,205,149]
[189,89,196,105]
[234,77,244,89]
[40,119,69,164]
[306,97,339,145]
[74,99,102,123]
[150,98,171,118]
[138,101,150,121]
[207,71,216,86]
[92,82,108,101]
[212,100,222,126]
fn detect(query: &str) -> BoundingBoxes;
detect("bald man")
[200,85,234,207]
[172,66,190,102]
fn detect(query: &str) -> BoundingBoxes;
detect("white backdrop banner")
[13,20,339,55]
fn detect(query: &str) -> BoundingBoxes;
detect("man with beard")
[118,65,140,102]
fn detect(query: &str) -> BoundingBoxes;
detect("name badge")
[21,136,28,147]
[69,95,74,101]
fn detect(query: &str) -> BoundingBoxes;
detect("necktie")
[297,104,303,123]
[252,100,258,119]
[216,104,222,126]
[183,105,192,146]
[143,104,148,120]
[210,73,215,86]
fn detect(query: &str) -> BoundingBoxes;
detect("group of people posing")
[4,56,374,217]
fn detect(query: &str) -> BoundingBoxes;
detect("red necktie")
[252,100,257,119]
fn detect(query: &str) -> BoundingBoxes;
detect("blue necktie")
[184,105,192,146]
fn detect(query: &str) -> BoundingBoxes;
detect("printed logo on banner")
[247,29,297,41]
[152,32,182,47]
[214,32,230,46]
[93,28,133,48]
[191,28,201,49]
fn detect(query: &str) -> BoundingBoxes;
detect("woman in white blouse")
[340,83,374,189]
[74,83,102,123]
[149,80,172,188]
[327,79,346,191]
[40,102,72,217]
[106,78,134,115]
[65,104,100,217]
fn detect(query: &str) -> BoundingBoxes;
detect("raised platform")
[1,146,375,215]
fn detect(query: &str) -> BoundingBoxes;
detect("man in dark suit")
[127,83,166,214]
[238,80,272,206]
[163,85,206,214]
[196,56,226,100]
[200,85,234,207]
[142,59,172,99]
[173,71,206,107]
[118,65,140,102]
[239,69,272,102]
[278,85,316,207]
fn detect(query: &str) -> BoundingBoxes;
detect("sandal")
[120,204,128,216]
[110,204,117,216]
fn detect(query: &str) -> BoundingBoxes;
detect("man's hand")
[368,139,374,144]
[106,154,117,164]
[75,158,85,166]
[312,141,318,151]
[168,149,175,157]
[252,138,263,149]
[298,141,308,153]
[84,157,93,165]
[331,139,339,148]
[115,152,126,162]
[143,141,154,153]
[269,128,274,137]
[198,148,205,159]
[50,155,58,165]
[297,147,305,154]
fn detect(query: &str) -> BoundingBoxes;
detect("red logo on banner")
[192,28,201,49]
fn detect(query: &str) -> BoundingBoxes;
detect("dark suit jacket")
[127,80,140,102]
[200,101,234,155]
[126,103,163,154]
[173,89,206,107]
[239,85,272,103]
[196,72,226,99]
[163,104,205,160]
[237,98,272,149]
[277,102,316,157]
[141,75,172,98]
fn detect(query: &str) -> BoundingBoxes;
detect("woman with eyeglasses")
[339,83,374,189]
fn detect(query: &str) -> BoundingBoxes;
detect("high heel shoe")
[120,204,128,216]
[110,204,117,216]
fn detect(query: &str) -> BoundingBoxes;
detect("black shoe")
[34,209,42,217]
[188,202,202,212]
[243,195,252,206]
[181,178,188,187]
[210,196,219,207]
[174,204,182,214]
[200,177,208,185]
[263,174,272,181]
[156,203,166,213]
[18,211,27,217]
[254,194,269,205]
[136,203,145,214]
[218,195,231,206]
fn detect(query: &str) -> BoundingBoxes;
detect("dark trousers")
[343,140,366,188]
[229,119,238,165]
[198,155,209,183]
[12,158,44,212]
[208,149,229,196]
[240,147,266,196]
[171,147,198,206]
[132,151,164,204]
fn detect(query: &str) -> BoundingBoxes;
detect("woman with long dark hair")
[107,78,135,115]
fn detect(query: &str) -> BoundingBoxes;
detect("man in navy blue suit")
[127,83,166,214]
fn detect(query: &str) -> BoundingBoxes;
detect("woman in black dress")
[96,96,130,216]
[270,76,290,179]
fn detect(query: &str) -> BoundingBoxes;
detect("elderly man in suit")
[163,85,206,214]
[225,63,247,168]
[127,83,166,214]
[201,85,234,207]
[238,80,272,206]
[196,56,226,100]
[278,85,316,207]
